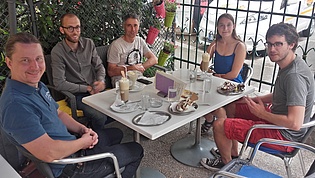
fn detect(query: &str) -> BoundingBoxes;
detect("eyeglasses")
[264,42,284,48]
[61,25,81,32]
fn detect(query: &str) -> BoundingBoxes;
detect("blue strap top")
[213,43,244,83]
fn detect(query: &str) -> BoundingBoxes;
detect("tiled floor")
[108,119,315,178]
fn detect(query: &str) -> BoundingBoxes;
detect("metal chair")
[44,54,85,122]
[0,124,123,178]
[212,138,315,178]
[241,63,253,85]
[14,139,122,178]
[96,45,112,89]
[209,63,253,85]
[44,45,110,123]
[237,114,315,178]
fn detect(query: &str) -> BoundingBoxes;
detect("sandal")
[210,147,239,159]
[201,118,215,135]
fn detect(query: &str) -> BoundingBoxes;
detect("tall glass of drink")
[119,77,129,102]
[201,53,210,78]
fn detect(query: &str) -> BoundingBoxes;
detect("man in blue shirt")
[0,32,143,178]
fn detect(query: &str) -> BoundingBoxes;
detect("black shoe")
[200,157,225,171]
[210,147,239,159]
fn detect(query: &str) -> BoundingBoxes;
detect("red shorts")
[224,103,294,152]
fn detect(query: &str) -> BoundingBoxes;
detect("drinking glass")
[189,69,197,83]
[203,77,212,93]
[119,78,129,102]
[141,93,150,111]
[168,86,178,102]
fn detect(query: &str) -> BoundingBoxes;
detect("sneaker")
[200,157,225,171]
[201,118,215,135]
[210,147,239,159]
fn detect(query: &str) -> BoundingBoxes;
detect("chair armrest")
[51,153,122,178]
[249,138,315,162]
[51,152,116,164]
[239,120,315,158]
[213,170,247,178]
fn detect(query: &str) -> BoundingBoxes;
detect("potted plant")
[158,40,177,66]
[146,17,162,45]
[164,0,177,27]
[153,0,166,18]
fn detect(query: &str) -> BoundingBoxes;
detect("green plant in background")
[149,16,162,30]
[165,0,177,12]
[12,0,150,54]
[162,40,176,54]
[0,52,6,81]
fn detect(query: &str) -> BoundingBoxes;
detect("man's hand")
[131,64,145,73]
[244,96,265,118]
[80,128,99,149]
[90,81,105,94]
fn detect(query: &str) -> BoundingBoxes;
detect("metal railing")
[174,0,315,93]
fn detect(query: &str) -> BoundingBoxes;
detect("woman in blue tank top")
[200,13,247,134]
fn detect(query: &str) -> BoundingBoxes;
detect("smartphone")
[137,78,153,85]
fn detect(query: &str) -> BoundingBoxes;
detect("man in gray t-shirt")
[107,13,157,86]
[200,22,315,171]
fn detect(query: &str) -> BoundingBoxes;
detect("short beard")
[65,33,79,43]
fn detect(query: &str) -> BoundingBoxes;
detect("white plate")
[132,111,171,126]
[217,88,244,95]
[110,102,140,113]
[130,82,145,92]
[168,102,198,115]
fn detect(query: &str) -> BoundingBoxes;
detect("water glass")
[189,69,197,83]
[203,77,212,93]
[141,94,150,111]
[168,86,178,102]
[115,81,119,94]
[149,98,163,108]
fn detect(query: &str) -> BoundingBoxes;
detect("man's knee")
[213,118,225,132]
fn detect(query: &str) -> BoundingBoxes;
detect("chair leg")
[283,157,293,178]
[298,150,306,175]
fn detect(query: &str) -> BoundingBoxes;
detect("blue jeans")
[59,128,144,178]
[74,93,109,130]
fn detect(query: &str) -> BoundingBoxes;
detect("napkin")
[138,111,169,125]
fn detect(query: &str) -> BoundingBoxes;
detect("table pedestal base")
[171,135,216,167]
[140,167,165,178]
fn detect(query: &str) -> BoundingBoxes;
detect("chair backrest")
[0,128,24,171]
[96,45,112,89]
[44,54,65,101]
[241,63,253,85]
[15,146,54,178]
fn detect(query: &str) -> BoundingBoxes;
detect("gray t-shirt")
[107,36,150,85]
[272,56,314,141]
